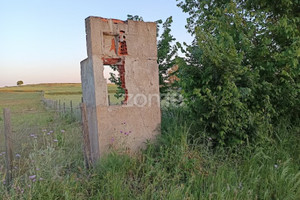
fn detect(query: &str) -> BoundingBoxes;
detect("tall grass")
[1,105,299,199]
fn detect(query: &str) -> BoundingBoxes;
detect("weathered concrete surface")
[80,16,161,161]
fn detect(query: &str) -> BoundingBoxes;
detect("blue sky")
[0,0,192,87]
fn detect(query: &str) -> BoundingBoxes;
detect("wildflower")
[53,139,58,142]
[49,130,54,133]
[61,130,65,133]
[208,137,212,141]
[29,175,36,180]
[39,178,44,181]
[30,134,35,137]
[120,131,123,133]
[15,153,21,158]
[36,168,40,171]
[111,137,115,143]
[124,132,129,136]
[42,129,47,132]
[47,132,51,135]
[274,164,278,168]
[33,179,36,182]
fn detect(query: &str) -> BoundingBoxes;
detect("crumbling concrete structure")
[80,16,161,162]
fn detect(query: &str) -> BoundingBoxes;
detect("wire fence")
[0,92,94,190]
[0,97,89,190]
[41,94,82,122]
[0,108,69,186]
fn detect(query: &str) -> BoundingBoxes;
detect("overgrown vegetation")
[1,0,300,198]
[1,103,299,199]
[176,0,300,146]
[156,16,179,96]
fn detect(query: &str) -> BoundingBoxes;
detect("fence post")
[80,103,91,168]
[59,100,61,113]
[70,100,73,115]
[79,103,82,122]
[3,108,13,188]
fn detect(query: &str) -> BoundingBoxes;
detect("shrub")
[176,0,300,146]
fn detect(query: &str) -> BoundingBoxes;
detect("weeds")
[0,93,299,199]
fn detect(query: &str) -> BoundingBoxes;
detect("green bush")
[176,0,300,146]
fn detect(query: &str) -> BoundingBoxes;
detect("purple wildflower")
[61,130,65,133]
[53,139,58,142]
[15,154,21,158]
[29,175,36,180]
[120,131,123,133]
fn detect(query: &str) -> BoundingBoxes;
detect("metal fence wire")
[41,96,82,122]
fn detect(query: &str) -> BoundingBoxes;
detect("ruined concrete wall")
[81,17,161,161]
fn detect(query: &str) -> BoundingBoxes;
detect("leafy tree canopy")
[176,0,300,146]
[17,80,24,86]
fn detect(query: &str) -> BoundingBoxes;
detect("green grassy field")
[0,83,299,199]
[0,83,121,107]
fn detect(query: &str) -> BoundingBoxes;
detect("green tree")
[17,80,23,86]
[156,16,179,96]
[127,14,143,21]
[108,65,125,100]
[176,0,300,146]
